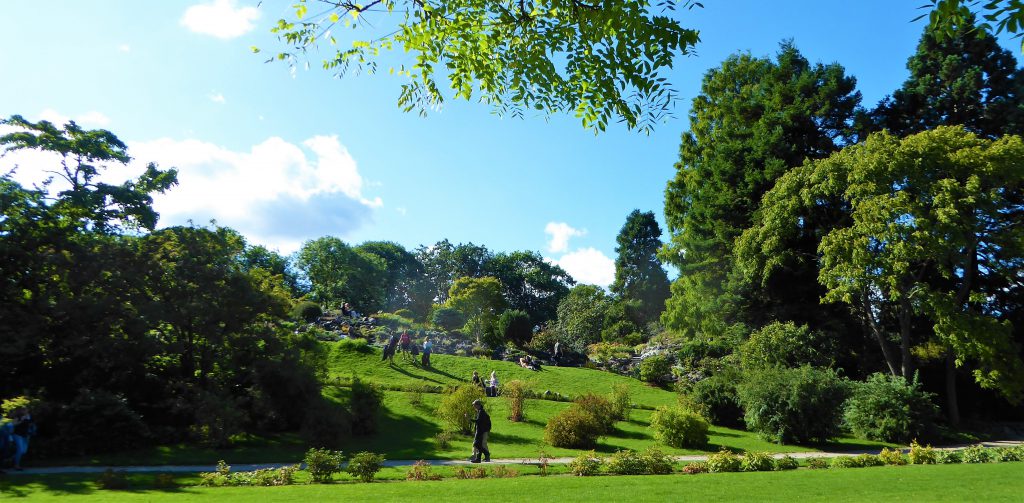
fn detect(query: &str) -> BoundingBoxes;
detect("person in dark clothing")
[382,333,398,363]
[469,399,491,463]
[10,407,34,470]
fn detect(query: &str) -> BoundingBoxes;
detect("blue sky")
[1,1,1017,287]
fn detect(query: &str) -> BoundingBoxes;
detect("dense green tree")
[268,0,701,133]
[493,309,533,348]
[486,250,574,326]
[356,240,432,316]
[446,276,506,344]
[922,1,1024,51]
[662,42,861,340]
[415,240,493,304]
[430,306,466,332]
[239,244,302,296]
[610,210,670,325]
[871,12,1024,139]
[296,236,387,311]
[555,284,611,352]
[738,127,1024,423]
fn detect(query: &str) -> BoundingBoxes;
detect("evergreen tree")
[610,210,670,326]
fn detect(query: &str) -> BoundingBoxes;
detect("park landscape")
[3,0,1024,501]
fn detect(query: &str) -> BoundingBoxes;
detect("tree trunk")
[863,293,899,376]
[898,294,914,379]
[945,352,960,426]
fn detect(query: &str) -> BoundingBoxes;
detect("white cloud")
[76,111,111,126]
[545,221,586,253]
[209,92,226,104]
[35,108,110,127]
[181,0,260,39]
[548,247,615,288]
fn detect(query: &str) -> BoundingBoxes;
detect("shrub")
[291,301,322,322]
[605,449,647,475]
[304,448,344,483]
[568,451,602,476]
[641,447,675,475]
[406,460,441,481]
[774,455,799,471]
[586,342,633,365]
[994,446,1023,462]
[454,467,488,479]
[300,398,350,449]
[705,448,741,473]
[96,469,131,490]
[688,373,744,428]
[504,380,528,422]
[741,451,775,472]
[908,440,937,464]
[394,308,415,320]
[650,406,709,448]
[346,451,385,482]
[436,385,485,434]
[490,465,519,478]
[830,456,859,469]
[433,431,453,450]
[807,457,829,469]
[638,354,672,384]
[853,454,884,467]
[960,444,993,464]
[574,394,617,433]
[740,321,835,369]
[432,307,466,332]
[544,407,603,448]
[737,365,848,444]
[376,312,413,330]
[878,447,907,466]
[51,389,151,454]
[349,377,383,435]
[682,462,709,474]
[337,337,372,353]
[609,384,632,421]
[235,466,299,486]
[496,309,532,348]
[843,373,938,443]
[936,449,962,464]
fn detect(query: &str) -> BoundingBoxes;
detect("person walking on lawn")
[470,399,491,463]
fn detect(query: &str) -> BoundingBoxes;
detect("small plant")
[638,354,672,384]
[737,365,848,444]
[434,431,453,450]
[304,447,345,483]
[650,405,710,448]
[537,450,552,476]
[830,456,859,469]
[853,454,884,467]
[705,447,741,473]
[807,457,830,470]
[609,384,632,421]
[960,444,993,464]
[568,450,602,476]
[908,439,937,464]
[437,385,485,434]
[843,373,938,443]
[936,449,963,464]
[641,447,674,475]
[994,446,1023,462]
[878,447,907,466]
[96,469,131,490]
[408,390,423,406]
[504,380,528,422]
[774,455,799,471]
[573,394,618,433]
[346,451,386,482]
[490,465,519,478]
[682,461,709,474]
[741,451,775,472]
[406,460,441,481]
[454,466,488,479]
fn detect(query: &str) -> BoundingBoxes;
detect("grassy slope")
[4,464,1022,502]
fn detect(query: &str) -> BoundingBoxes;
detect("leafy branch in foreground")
[265,0,702,134]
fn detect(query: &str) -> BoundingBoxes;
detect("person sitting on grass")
[487,371,499,397]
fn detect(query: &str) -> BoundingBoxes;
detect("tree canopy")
[267,0,701,133]
[610,209,670,325]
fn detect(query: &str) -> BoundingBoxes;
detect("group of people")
[471,370,500,397]
[381,330,432,367]
[1,407,34,472]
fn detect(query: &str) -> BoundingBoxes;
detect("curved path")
[6,440,1021,475]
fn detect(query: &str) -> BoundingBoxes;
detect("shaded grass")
[3,464,1022,502]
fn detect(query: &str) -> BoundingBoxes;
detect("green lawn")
[3,464,1022,502]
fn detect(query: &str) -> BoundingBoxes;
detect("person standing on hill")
[470,399,491,463]
[422,337,433,367]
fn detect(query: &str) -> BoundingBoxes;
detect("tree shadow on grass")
[609,427,649,440]
[487,431,538,447]
[389,365,444,385]
[0,474,199,499]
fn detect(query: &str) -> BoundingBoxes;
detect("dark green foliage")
[605,448,674,475]
[600,299,646,345]
[740,321,836,369]
[436,385,484,434]
[843,373,939,443]
[431,307,466,331]
[609,384,632,421]
[737,366,849,444]
[638,355,672,384]
[573,394,617,434]
[349,377,383,435]
[346,451,386,482]
[355,241,429,315]
[662,42,861,338]
[650,406,710,448]
[304,448,345,483]
[494,309,532,348]
[292,301,323,322]
[300,397,351,450]
[486,251,573,327]
[296,236,387,311]
[48,390,150,455]
[687,373,745,428]
[96,469,131,490]
[741,451,775,472]
[610,210,671,326]
[807,457,830,469]
[555,285,611,353]
[774,455,799,471]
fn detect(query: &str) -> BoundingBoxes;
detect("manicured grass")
[326,344,678,408]
[3,464,1022,501]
